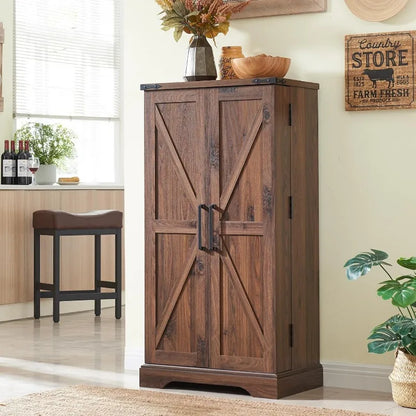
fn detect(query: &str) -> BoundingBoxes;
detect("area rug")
[0,385,385,416]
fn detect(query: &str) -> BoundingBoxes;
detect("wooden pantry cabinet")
[140,78,321,398]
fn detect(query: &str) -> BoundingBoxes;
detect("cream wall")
[0,0,13,140]
[123,0,416,369]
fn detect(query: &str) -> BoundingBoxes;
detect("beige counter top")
[0,183,124,190]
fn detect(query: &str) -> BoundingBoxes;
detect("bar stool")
[33,209,122,323]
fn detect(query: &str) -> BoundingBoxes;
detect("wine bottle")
[17,140,28,185]
[1,140,14,185]
[24,140,32,185]
[10,140,17,184]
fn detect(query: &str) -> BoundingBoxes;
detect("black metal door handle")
[208,204,217,251]
[198,204,208,251]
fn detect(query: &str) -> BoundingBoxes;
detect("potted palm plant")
[14,122,76,184]
[345,249,416,408]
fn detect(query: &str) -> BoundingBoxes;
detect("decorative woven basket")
[389,349,416,408]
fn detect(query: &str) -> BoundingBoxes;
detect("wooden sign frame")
[0,23,4,112]
[233,0,327,19]
[345,30,416,111]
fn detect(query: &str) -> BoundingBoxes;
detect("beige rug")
[0,385,385,416]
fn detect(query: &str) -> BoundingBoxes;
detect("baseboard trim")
[322,361,392,393]
[124,348,144,371]
[125,355,391,394]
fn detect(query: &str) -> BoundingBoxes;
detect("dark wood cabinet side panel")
[260,85,278,373]
[144,92,157,364]
[273,86,293,373]
[290,87,320,370]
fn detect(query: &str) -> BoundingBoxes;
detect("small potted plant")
[14,122,76,184]
[344,249,416,408]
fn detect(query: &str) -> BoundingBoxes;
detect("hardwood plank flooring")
[0,308,412,415]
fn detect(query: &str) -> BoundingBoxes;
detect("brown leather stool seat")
[33,210,123,230]
[33,209,123,323]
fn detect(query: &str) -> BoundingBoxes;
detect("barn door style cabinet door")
[140,78,321,398]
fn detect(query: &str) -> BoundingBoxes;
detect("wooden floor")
[0,308,413,415]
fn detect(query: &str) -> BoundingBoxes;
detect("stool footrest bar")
[38,283,54,290]
[40,290,117,301]
[98,281,117,288]
[60,291,117,301]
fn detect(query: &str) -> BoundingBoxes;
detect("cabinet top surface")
[140,77,319,92]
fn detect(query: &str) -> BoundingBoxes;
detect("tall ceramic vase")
[184,35,217,81]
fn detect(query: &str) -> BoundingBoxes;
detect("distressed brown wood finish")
[141,78,321,398]
[209,85,274,373]
[290,87,320,371]
[144,89,209,368]
[141,78,318,92]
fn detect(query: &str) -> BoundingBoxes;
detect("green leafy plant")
[14,122,76,167]
[345,249,416,355]
[155,0,251,42]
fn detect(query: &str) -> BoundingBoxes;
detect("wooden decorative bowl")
[231,54,291,79]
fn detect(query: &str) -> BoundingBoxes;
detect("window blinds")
[14,0,120,120]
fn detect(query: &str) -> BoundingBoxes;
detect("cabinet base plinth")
[139,364,323,399]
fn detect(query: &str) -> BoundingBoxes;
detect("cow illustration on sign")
[362,68,394,88]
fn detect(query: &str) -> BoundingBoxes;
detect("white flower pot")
[36,164,57,185]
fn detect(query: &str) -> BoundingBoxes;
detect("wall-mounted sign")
[0,22,4,112]
[345,31,415,111]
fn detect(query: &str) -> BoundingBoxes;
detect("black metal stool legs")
[94,234,102,317]
[34,230,40,319]
[33,227,122,322]
[115,229,122,320]
[53,233,61,323]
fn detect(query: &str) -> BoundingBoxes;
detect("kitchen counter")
[0,183,124,190]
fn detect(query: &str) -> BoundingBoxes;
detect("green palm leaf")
[397,257,416,270]
[367,325,401,354]
[344,249,390,281]
[368,339,401,354]
[377,277,416,307]
[390,317,416,337]
[391,284,416,308]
